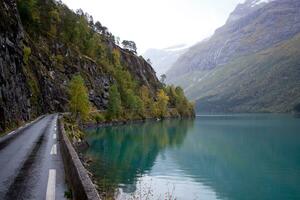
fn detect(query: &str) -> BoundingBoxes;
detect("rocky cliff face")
[0,0,31,131]
[167,0,300,113]
[22,36,159,115]
[0,0,160,132]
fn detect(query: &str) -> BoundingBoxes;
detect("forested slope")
[0,0,194,132]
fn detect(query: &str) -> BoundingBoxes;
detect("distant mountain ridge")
[167,0,300,113]
[143,44,189,76]
[227,0,275,23]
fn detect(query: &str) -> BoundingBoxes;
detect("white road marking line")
[6,116,43,137]
[8,131,15,135]
[50,144,57,155]
[46,169,56,200]
[53,133,57,140]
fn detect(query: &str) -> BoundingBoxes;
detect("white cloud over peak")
[62,0,244,53]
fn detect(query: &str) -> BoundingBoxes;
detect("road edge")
[58,115,101,200]
[0,115,45,150]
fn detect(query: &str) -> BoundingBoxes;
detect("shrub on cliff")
[23,46,31,65]
[94,113,105,124]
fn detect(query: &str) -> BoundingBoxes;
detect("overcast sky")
[61,0,245,54]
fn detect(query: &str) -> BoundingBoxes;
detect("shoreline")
[83,115,195,130]
[76,116,195,199]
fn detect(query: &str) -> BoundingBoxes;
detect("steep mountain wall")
[0,0,160,132]
[168,0,300,78]
[0,0,31,131]
[22,36,159,115]
[167,0,300,113]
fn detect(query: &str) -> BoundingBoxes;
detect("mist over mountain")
[143,44,189,77]
[167,0,300,113]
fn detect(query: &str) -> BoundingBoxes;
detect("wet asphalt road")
[0,114,66,200]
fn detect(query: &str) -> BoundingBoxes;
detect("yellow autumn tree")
[68,75,90,121]
[139,85,152,115]
[154,89,169,118]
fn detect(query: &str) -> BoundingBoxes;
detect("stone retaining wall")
[58,116,100,200]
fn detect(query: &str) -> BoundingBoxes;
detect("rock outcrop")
[0,0,160,132]
[0,0,31,131]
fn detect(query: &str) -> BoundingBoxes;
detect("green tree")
[49,9,61,36]
[160,74,167,85]
[125,89,137,110]
[165,85,177,107]
[124,89,144,117]
[107,84,122,119]
[17,0,40,30]
[135,96,144,116]
[68,75,90,121]
[172,86,195,117]
[122,40,137,54]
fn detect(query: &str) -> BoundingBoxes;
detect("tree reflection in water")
[83,119,194,198]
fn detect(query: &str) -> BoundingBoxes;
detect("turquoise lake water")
[84,114,300,200]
